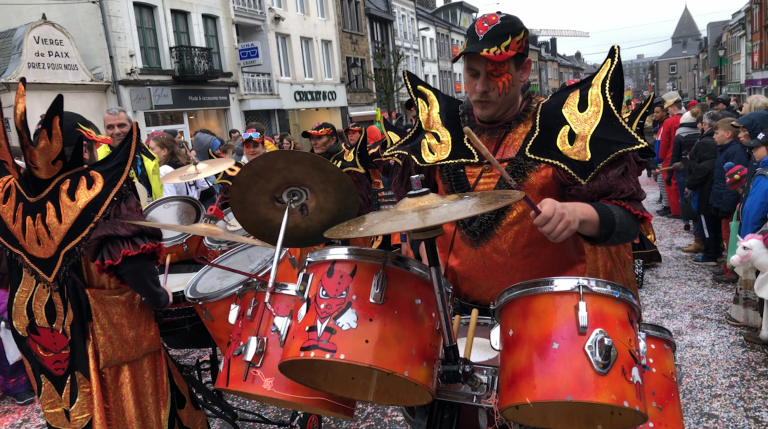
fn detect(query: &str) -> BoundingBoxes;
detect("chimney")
[539,41,550,54]
[550,37,558,58]
[575,51,582,62]
[637,54,644,59]
[529,34,539,46]
[417,0,437,9]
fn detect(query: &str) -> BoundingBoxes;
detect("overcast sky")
[438,0,741,63]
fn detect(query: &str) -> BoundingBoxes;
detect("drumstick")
[452,315,461,340]
[163,254,171,288]
[463,127,541,215]
[464,309,479,360]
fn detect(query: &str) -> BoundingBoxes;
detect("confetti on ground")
[1,177,766,428]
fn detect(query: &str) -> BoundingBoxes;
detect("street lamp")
[717,43,726,95]
[346,59,362,88]
[692,63,698,99]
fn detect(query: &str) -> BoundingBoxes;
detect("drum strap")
[443,130,510,278]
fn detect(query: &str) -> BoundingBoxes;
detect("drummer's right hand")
[163,286,173,309]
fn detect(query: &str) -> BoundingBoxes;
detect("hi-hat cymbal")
[229,150,359,247]
[324,190,525,239]
[160,158,235,184]
[124,221,274,248]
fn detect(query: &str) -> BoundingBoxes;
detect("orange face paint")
[486,60,514,96]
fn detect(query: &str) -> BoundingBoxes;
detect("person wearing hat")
[669,109,702,232]
[714,94,738,119]
[739,130,768,237]
[658,94,684,218]
[344,123,365,150]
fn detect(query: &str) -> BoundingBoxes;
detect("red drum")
[492,277,647,429]
[159,272,213,349]
[636,323,684,429]
[144,196,219,263]
[279,247,442,406]
[215,283,356,419]
[185,244,298,353]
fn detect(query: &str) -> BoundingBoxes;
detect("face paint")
[486,60,514,96]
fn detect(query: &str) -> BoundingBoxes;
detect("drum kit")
[136,151,684,429]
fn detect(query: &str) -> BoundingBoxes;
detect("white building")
[392,0,421,107]
[431,1,477,99]
[416,4,439,89]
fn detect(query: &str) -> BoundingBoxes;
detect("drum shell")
[495,281,647,429]
[215,288,356,419]
[143,196,214,263]
[204,208,247,251]
[164,234,220,264]
[636,324,684,429]
[279,247,442,407]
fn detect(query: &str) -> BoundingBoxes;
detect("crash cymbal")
[160,158,235,184]
[229,150,359,247]
[324,190,525,239]
[124,221,274,248]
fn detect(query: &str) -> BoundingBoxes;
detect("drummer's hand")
[530,200,600,243]
[163,286,173,309]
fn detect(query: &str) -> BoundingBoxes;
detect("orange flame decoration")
[0,171,104,258]
[480,30,527,62]
[76,124,112,148]
[27,116,64,180]
[40,373,92,428]
[0,108,18,180]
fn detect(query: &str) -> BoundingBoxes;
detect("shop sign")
[132,87,230,110]
[727,83,742,93]
[452,46,460,56]
[294,90,338,102]
[150,87,173,106]
[454,83,462,92]
[238,42,262,66]
[129,88,152,111]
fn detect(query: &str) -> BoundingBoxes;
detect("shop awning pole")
[99,0,123,107]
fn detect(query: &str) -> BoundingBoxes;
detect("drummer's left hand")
[530,199,600,243]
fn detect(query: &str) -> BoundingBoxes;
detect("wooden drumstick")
[452,315,461,340]
[464,309,479,360]
[463,127,541,215]
[163,254,171,288]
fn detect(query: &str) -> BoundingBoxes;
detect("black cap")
[301,122,337,139]
[743,129,768,148]
[452,12,529,64]
[715,94,730,105]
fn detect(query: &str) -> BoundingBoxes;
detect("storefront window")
[188,109,228,140]
[144,111,184,127]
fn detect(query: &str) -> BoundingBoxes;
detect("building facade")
[336,0,376,125]
[653,5,702,99]
[622,54,658,97]
[723,4,748,101]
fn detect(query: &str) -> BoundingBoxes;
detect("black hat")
[345,122,363,133]
[452,12,529,64]
[714,94,730,105]
[301,122,337,139]
[743,129,768,148]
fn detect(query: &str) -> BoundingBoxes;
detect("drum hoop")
[491,277,641,319]
[184,244,285,302]
[302,246,431,280]
[144,195,204,246]
[639,322,676,353]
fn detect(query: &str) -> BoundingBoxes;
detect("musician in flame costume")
[388,12,654,307]
[0,80,208,429]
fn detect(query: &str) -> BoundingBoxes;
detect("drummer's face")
[244,140,266,161]
[347,131,360,145]
[311,135,335,154]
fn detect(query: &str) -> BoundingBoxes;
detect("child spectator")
[739,130,768,235]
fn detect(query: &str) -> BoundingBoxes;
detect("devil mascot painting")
[0,80,208,429]
[300,262,358,353]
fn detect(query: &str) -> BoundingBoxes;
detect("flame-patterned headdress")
[0,78,137,283]
[452,13,529,63]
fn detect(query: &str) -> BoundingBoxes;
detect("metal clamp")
[675,362,683,385]
[182,242,189,253]
[489,324,501,351]
[435,363,498,407]
[370,271,387,304]
[637,331,647,366]
[297,271,314,302]
[243,336,267,368]
[228,303,240,325]
[585,328,618,374]
[201,307,214,322]
[577,283,588,334]
[246,298,259,322]
[273,310,292,347]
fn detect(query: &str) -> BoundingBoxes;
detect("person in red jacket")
[659,96,684,218]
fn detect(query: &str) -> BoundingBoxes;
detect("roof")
[657,41,698,61]
[671,6,701,43]
[432,1,479,15]
[0,24,28,78]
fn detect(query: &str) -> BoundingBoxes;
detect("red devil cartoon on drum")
[300,262,358,353]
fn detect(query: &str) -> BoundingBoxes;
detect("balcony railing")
[170,46,217,81]
[232,0,266,16]
[242,72,274,95]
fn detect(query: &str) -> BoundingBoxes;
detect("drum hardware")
[229,303,241,324]
[434,363,498,405]
[638,331,648,366]
[578,282,589,334]
[584,328,618,374]
[202,307,214,322]
[296,272,314,302]
[243,336,268,369]
[489,325,500,351]
[370,259,388,304]
[273,311,292,347]
[288,253,298,269]
[246,297,259,322]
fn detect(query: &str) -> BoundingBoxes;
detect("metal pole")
[98,0,123,106]
[423,237,459,365]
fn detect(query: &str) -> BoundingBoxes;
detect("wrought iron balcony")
[170,46,217,81]
[233,0,266,17]
[242,72,274,95]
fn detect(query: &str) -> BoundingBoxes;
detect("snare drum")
[637,323,684,429]
[185,244,299,353]
[493,277,647,429]
[159,272,213,349]
[279,247,442,407]
[144,196,215,262]
[215,283,356,419]
[204,208,248,251]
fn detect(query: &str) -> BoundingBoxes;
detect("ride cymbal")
[124,221,274,248]
[229,150,359,247]
[160,158,235,184]
[324,190,525,239]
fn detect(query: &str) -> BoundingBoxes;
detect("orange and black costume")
[0,80,208,429]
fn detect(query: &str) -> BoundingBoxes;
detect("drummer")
[392,13,648,308]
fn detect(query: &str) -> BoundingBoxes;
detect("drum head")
[185,244,276,302]
[205,209,247,247]
[161,272,198,294]
[143,196,204,246]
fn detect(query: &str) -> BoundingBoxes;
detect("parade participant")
[149,133,212,200]
[389,13,649,308]
[344,123,365,149]
[659,93,683,219]
[242,128,269,163]
[100,107,163,201]
[0,81,208,428]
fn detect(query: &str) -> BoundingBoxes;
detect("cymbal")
[124,221,275,248]
[229,150,359,247]
[160,158,235,184]
[324,190,525,239]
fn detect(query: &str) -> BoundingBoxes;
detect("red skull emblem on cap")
[475,13,502,40]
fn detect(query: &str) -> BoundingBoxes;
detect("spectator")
[741,95,768,115]
[687,100,698,110]
[707,93,717,109]
[659,94,684,218]
[713,94,738,119]
[279,132,301,150]
[740,130,768,238]
[651,102,670,212]
[148,133,213,201]
[192,129,225,161]
[229,129,241,140]
[669,108,701,232]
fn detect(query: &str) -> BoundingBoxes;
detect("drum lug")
[202,307,215,322]
[288,254,298,270]
[273,310,292,348]
[370,271,388,304]
[584,328,618,374]
[675,362,683,385]
[297,272,314,302]
[489,324,501,351]
[246,298,259,322]
[637,332,647,366]
[229,304,240,325]
[243,336,267,368]
[182,242,189,253]
[577,283,588,334]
